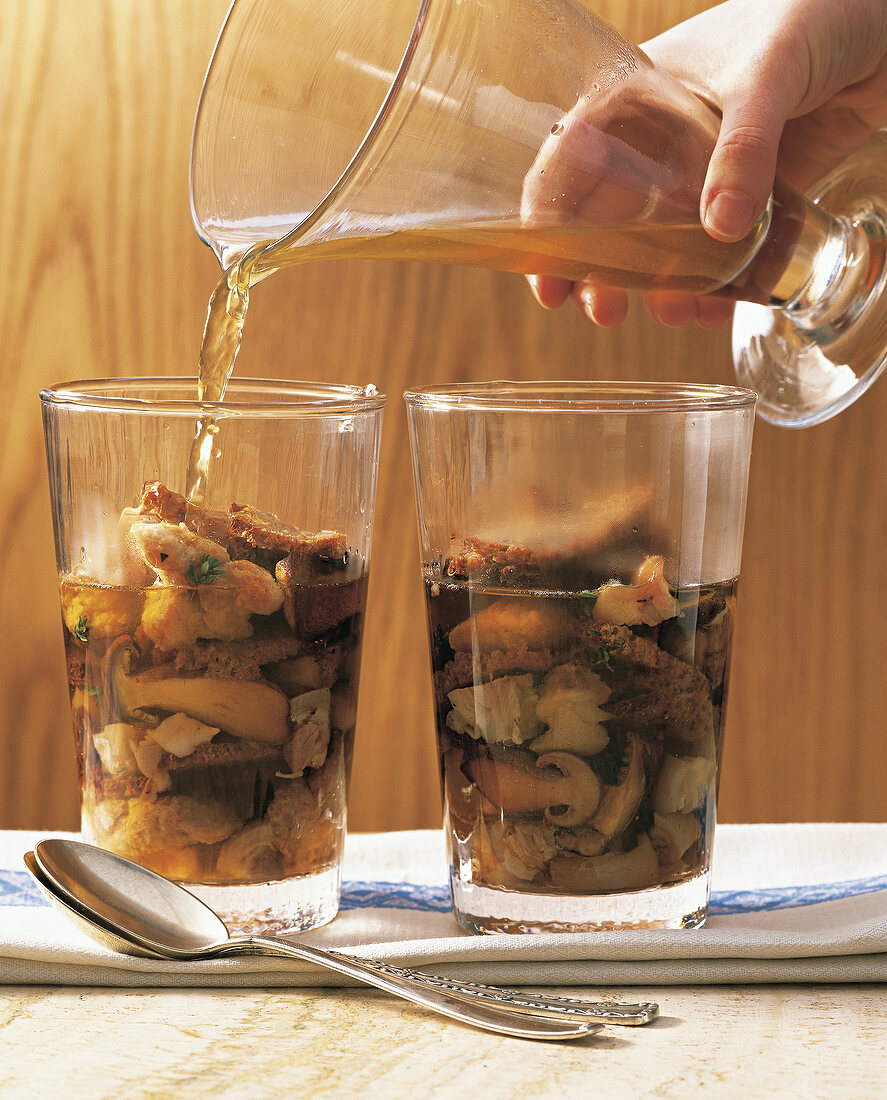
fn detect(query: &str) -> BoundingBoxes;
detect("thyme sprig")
[586,625,626,671]
[186,554,225,586]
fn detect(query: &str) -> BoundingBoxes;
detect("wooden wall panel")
[1,0,884,833]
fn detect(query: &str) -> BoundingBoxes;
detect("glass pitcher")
[191,0,887,426]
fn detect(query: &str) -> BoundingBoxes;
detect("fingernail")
[527,274,543,305]
[579,290,597,322]
[703,190,756,241]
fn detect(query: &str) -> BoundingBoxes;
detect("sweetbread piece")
[448,596,569,653]
[266,778,341,869]
[60,579,145,640]
[128,520,284,647]
[92,794,241,857]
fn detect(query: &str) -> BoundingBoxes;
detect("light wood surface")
[2,0,885,833]
[2,983,885,1098]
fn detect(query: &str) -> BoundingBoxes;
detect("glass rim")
[39,377,388,417]
[403,380,758,412]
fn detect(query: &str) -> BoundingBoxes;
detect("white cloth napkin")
[2,824,886,987]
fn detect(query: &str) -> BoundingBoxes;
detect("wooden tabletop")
[1,982,884,1097]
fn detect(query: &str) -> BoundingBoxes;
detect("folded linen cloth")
[2,824,886,987]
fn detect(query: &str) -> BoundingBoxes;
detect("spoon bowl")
[30,840,232,957]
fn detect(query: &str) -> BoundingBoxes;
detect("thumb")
[700,95,787,242]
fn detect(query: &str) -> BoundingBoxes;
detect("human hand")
[529,0,887,327]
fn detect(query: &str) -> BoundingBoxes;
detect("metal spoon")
[25,840,653,1038]
[25,840,656,1028]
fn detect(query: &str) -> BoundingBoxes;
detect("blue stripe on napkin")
[708,873,887,914]
[5,869,887,916]
[339,882,453,912]
[1,870,48,908]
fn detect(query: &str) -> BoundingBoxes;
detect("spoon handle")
[226,935,597,1041]
[330,961,658,1025]
[232,935,654,1025]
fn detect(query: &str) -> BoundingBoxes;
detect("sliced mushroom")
[282,688,332,776]
[471,817,558,887]
[548,833,660,893]
[650,753,715,814]
[487,818,558,881]
[330,685,357,733]
[442,748,496,830]
[149,713,219,758]
[463,749,601,826]
[102,637,290,744]
[91,722,140,777]
[649,811,702,866]
[592,555,681,627]
[586,732,647,844]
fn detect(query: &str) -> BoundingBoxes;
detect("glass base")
[451,870,709,933]
[184,865,341,935]
[733,133,887,427]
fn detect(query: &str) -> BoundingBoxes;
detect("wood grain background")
[2,0,884,833]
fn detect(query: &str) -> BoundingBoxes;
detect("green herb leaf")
[589,633,626,671]
[186,554,225,586]
[73,614,90,642]
[575,589,600,618]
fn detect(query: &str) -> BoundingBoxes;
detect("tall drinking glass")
[405,381,755,933]
[40,378,386,934]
